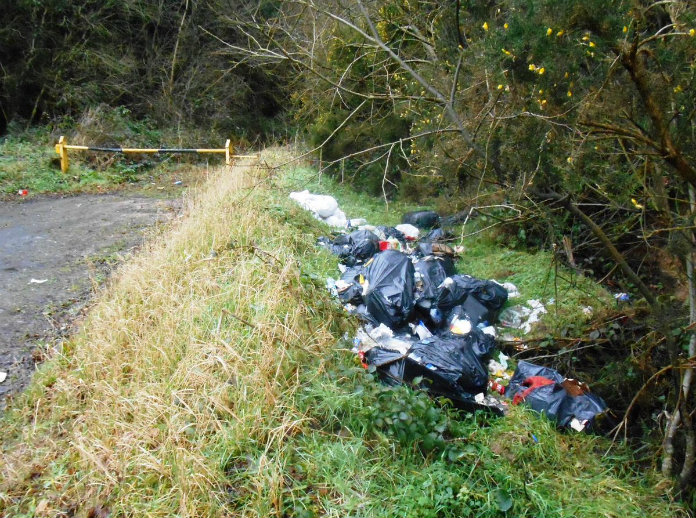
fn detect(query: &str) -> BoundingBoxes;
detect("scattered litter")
[498,299,547,334]
[173,180,183,186]
[18,189,28,196]
[499,282,520,298]
[614,292,630,302]
[0,371,7,383]
[411,321,434,340]
[582,306,593,316]
[29,278,48,284]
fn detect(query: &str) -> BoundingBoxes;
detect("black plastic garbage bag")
[438,326,497,363]
[364,330,502,414]
[414,257,449,309]
[347,229,380,262]
[472,280,508,314]
[402,210,440,229]
[436,275,508,317]
[408,336,489,394]
[317,234,353,263]
[318,230,380,266]
[506,361,608,431]
[415,243,456,275]
[365,250,415,329]
[447,297,492,326]
[436,275,480,311]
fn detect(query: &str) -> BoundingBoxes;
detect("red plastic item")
[488,380,506,395]
[358,351,368,369]
[379,241,389,251]
[512,376,555,405]
[18,189,28,196]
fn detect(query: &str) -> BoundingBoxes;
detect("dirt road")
[0,194,179,408]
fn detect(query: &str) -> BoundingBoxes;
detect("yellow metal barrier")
[54,136,257,173]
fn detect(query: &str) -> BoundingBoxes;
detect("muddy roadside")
[0,193,181,409]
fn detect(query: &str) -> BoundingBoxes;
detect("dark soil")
[0,193,180,409]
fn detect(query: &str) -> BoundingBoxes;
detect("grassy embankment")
[0,148,687,517]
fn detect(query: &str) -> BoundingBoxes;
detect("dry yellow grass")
[0,148,339,517]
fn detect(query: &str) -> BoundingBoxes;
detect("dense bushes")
[0,0,288,138]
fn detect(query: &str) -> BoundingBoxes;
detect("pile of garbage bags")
[291,192,608,431]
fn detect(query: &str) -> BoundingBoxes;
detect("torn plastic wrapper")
[506,361,608,431]
[365,250,415,330]
[355,323,415,355]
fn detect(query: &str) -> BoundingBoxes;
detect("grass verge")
[0,125,223,198]
[0,148,687,517]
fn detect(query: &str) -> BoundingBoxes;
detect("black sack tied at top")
[402,210,440,229]
[365,250,415,330]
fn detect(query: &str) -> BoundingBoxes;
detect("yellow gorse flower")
[483,22,489,31]
[546,27,553,36]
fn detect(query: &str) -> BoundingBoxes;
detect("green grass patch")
[0,123,225,198]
